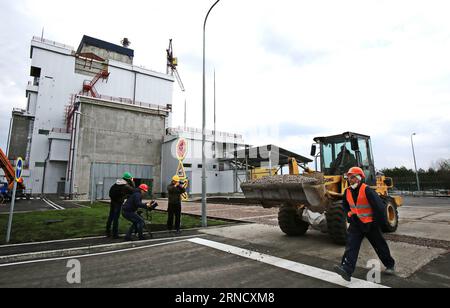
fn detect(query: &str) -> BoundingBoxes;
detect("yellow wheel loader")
[241,132,402,245]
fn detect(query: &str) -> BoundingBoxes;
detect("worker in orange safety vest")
[334,167,396,282]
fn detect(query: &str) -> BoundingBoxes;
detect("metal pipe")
[68,109,78,199]
[213,69,216,159]
[133,71,137,104]
[41,138,52,196]
[202,0,221,228]
[411,133,421,191]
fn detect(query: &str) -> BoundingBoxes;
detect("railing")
[168,126,243,140]
[78,94,171,113]
[32,36,74,50]
[52,128,69,134]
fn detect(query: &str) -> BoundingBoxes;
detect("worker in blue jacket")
[122,184,157,241]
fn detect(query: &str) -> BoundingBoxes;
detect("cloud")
[1,0,449,171]
[260,29,328,67]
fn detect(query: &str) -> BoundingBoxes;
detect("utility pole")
[202,0,221,228]
[411,133,421,192]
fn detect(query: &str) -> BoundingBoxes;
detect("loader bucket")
[241,174,330,213]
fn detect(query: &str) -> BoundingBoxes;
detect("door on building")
[91,163,154,200]
[57,182,65,197]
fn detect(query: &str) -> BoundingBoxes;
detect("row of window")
[183,164,218,170]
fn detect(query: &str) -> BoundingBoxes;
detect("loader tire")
[380,197,399,233]
[278,205,309,236]
[326,201,348,245]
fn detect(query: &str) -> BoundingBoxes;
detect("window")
[39,129,50,135]
[198,164,203,169]
[213,165,217,169]
[35,162,45,167]
[358,139,370,167]
[30,66,41,78]
[321,143,333,169]
[184,164,192,168]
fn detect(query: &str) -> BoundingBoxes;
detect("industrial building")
[5,35,174,198]
[4,35,311,200]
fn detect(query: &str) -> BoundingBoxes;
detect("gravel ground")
[384,233,450,250]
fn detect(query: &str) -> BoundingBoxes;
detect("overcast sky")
[1,0,449,170]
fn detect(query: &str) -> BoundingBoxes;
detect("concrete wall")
[49,138,70,162]
[72,98,166,200]
[8,114,32,163]
[81,45,133,65]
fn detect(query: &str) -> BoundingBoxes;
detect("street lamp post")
[411,133,421,192]
[202,0,221,228]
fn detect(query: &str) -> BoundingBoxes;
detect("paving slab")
[200,224,447,278]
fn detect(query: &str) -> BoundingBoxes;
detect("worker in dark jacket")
[122,184,156,241]
[123,172,135,189]
[106,172,135,239]
[334,167,396,282]
[167,175,186,234]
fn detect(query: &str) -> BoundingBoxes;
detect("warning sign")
[176,138,188,161]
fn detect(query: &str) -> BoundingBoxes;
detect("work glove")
[347,213,355,224]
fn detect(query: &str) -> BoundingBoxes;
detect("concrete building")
[6,35,174,197]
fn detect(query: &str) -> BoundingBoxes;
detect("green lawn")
[0,202,230,244]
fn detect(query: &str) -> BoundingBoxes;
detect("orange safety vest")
[346,184,374,224]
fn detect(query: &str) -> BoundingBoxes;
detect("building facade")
[7,35,174,197]
[162,127,248,196]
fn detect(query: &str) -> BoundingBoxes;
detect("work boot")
[334,265,352,282]
[384,266,397,276]
[124,236,132,242]
[175,230,182,235]
[138,235,147,241]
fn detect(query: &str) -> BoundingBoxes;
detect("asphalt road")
[401,196,450,207]
[1,231,448,288]
[0,198,87,214]
[0,196,449,289]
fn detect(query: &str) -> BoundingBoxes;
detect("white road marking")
[188,238,390,289]
[46,198,65,210]
[42,198,65,210]
[42,198,60,210]
[0,235,207,267]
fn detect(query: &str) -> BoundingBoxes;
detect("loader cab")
[313,132,377,186]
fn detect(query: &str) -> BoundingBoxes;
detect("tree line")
[381,159,450,191]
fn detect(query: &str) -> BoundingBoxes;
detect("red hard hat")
[139,184,149,192]
[347,167,366,179]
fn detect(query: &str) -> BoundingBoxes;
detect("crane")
[167,39,185,92]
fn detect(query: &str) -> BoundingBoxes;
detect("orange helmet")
[139,184,149,192]
[347,167,365,179]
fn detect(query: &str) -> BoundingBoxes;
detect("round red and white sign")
[176,138,188,160]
